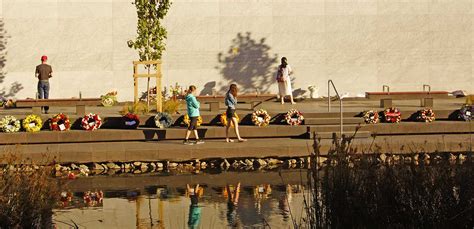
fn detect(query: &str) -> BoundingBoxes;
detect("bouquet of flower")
[417,108,435,123]
[123,113,140,129]
[50,113,71,131]
[383,107,401,123]
[81,113,102,131]
[0,116,21,133]
[363,110,379,124]
[23,114,43,132]
[459,105,473,121]
[101,90,118,107]
[285,109,304,125]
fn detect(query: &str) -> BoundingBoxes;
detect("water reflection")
[54,172,306,228]
[186,184,203,229]
[54,162,474,228]
[225,183,241,227]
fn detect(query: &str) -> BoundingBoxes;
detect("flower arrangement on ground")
[101,91,118,107]
[23,114,43,132]
[363,110,379,124]
[0,98,16,108]
[183,114,202,127]
[417,108,435,123]
[81,113,102,131]
[251,109,271,127]
[123,113,140,129]
[459,105,473,121]
[221,112,240,127]
[154,112,174,129]
[285,109,304,126]
[0,115,21,133]
[50,113,71,131]
[383,107,401,123]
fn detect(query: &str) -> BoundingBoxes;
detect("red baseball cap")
[41,55,48,61]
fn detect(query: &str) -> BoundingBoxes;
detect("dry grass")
[162,99,181,114]
[300,134,474,228]
[0,154,61,228]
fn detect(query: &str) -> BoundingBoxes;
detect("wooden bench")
[15,98,102,115]
[196,94,277,112]
[365,91,450,108]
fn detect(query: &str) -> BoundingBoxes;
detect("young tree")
[127,0,172,111]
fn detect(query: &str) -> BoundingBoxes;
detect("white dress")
[277,65,293,96]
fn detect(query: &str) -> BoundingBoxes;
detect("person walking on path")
[184,86,204,145]
[276,57,295,105]
[225,84,247,143]
[35,55,53,113]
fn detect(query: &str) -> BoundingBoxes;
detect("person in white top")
[276,57,295,104]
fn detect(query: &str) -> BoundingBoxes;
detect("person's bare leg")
[225,121,234,142]
[195,184,200,196]
[185,130,192,140]
[280,96,285,104]
[233,118,246,142]
[290,95,296,104]
[233,182,241,204]
[193,129,199,140]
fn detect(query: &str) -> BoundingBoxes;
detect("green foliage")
[120,102,148,115]
[127,0,172,62]
[162,99,181,114]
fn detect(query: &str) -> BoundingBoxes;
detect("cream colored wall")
[1,0,473,101]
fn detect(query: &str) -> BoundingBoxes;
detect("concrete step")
[0,125,310,145]
[0,109,461,127]
[305,117,364,125]
[361,121,474,135]
[312,131,371,139]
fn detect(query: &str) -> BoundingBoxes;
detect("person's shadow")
[216,32,278,94]
[199,81,217,96]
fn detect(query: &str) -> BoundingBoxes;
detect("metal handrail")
[328,80,343,139]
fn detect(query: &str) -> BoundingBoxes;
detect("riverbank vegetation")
[303,134,474,228]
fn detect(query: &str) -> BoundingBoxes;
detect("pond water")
[54,170,309,229]
[53,161,474,228]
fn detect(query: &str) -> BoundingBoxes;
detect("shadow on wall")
[199,81,216,96]
[0,19,23,98]
[216,32,278,94]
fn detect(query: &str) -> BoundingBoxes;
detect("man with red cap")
[35,55,53,113]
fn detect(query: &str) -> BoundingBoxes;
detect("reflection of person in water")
[254,184,272,214]
[186,184,203,229]
[226,182,241,227]
[278,185,293,221]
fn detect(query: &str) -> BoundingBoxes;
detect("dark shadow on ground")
[216,32,278,94]
[143,129,166,141]
[0,19,23,98]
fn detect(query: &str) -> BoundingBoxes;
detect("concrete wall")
[0,0,473,101]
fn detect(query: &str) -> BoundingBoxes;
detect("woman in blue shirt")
[184,86,204,145]
[225,84,247,142]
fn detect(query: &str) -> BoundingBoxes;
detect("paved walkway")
[3,134,472,164]
[0,97,467,117]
